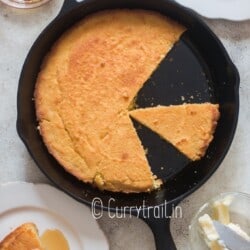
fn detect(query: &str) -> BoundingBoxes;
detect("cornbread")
[129,103,220,161]
[35,9,185,192]
[0,223,43,250]
[94,111,162,192]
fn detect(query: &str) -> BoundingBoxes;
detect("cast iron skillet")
[16,0,240,249]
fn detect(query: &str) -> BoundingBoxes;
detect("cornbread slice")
[0,223,43,250]
[129,103,220,161]
[95,112,162,192]
[35,9,185,192]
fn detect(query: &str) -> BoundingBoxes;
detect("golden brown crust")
[35,9,185,192]
[93,111,157,192]
[129,103,220,161]
[0,223,43,250]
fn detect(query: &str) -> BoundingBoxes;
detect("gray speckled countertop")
[0,1,249,249]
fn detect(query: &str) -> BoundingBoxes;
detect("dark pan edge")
[16,0,240,212]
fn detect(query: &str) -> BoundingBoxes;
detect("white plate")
[0,182,109,250]
[176,0,250,21]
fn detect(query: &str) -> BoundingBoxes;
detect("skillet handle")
[59,0,82,16]
[140,201,180,250]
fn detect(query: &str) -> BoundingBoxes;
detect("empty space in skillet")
[131,29,217,182]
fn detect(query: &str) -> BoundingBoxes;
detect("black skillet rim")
[16,0,240,213]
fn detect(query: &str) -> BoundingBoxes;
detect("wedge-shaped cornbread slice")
[0,223,43,250]
[130,103,220,161]
[94,111,162,193]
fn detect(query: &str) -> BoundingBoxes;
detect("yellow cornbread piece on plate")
[0,223,43,250]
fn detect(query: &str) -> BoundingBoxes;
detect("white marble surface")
[0,1,250,249]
